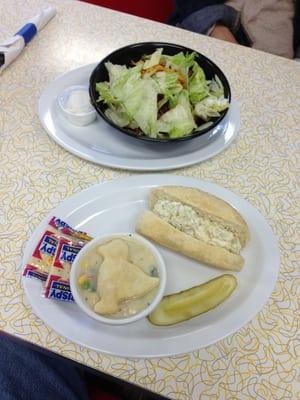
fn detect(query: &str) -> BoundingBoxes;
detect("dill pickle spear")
[148,274,237,326]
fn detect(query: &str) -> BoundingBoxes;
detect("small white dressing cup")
[58,85,96,126]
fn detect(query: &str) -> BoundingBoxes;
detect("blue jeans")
[177,5,252,47]
[0,333,89,400]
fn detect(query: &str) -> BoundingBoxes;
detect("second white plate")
[22,175,279,358]
[39,64,240,171]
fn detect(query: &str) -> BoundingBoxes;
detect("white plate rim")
[38,63,240,171]
[22,175,280,358]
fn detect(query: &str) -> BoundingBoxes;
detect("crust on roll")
[149,186,249,246]
[136,186,250,271]
[136,211,244,271]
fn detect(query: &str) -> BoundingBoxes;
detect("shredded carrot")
[141,64,186,88]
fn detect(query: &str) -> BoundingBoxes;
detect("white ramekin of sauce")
[58,85,96,126]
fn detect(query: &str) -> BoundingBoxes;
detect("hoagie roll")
[136,186,249,271]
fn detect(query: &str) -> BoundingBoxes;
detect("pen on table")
[0,6,56,74]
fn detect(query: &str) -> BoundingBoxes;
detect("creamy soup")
[77,235,160,319]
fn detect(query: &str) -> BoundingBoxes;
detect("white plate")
[22,175,279,358]
[39,64,240,171]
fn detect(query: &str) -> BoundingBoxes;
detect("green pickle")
[148,274,237,326]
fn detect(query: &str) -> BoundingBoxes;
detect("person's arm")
[209,23,238,43]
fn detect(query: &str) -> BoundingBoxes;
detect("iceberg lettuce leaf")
[188,62,209,104]
[95,82,118,107]
[104,107,131,127]
[110,64,143,100]
[154,70,183,108]
[163,51,196,70]
[143,48,163,69]
[158,90,196,138]
[209,75,225,98]
[105,62,127,84]
[122,77,159,137]
[163,51,196,88]
[194,96,229,121]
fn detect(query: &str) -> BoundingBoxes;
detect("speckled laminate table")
[1,0,299,399]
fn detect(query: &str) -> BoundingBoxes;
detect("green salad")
[96,49,229,139]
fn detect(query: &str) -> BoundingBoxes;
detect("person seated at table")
[0,332,90,400]
[0,332,160,400]
[169,0,300,59]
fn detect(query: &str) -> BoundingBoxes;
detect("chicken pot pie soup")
[72,234,166,322]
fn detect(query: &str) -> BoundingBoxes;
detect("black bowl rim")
[89,41,231,143]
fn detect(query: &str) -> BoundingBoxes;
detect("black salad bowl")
[89,42,231,143]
